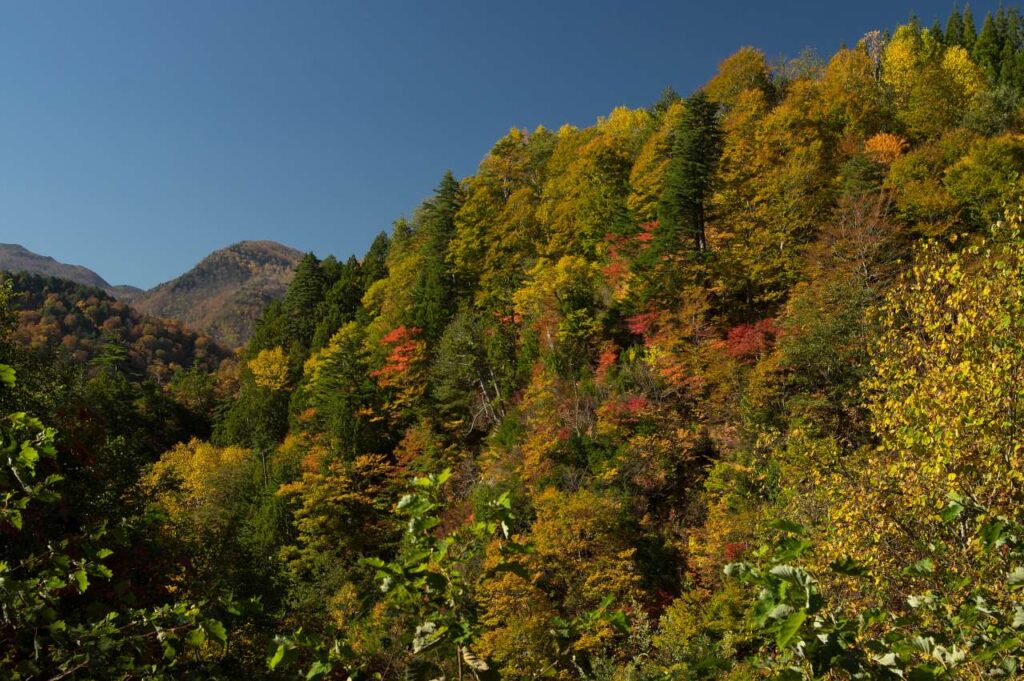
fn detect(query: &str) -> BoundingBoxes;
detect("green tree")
[657,91,722,256]
[282,253,326,348]
[945,6,964,47]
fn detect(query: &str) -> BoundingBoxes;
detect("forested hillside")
[6,8,1024,680]
[130,241,304,348]
[4,272,232,382]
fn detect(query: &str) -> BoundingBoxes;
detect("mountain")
[6,271,232,382]
[0,241,304,347]
[130,241,303,348]
[0,243,115,291]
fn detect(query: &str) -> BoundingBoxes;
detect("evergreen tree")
[930,18,944,43]
[410,171,463,342]
[946,6,964,46]
[656,91,723,256]
[974,12,1003,82]
[311,256,364,350]
[962,4,978,51]
[282,253,325,348]
[650,85,681,116]
[361,231,390,287]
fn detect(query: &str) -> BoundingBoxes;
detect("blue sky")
[0,0,1001,288]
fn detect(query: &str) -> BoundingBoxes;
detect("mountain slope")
[0,243,115,291]
[6,271,232,381]
[131,241,303,348]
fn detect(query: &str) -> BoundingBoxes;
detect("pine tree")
[650,85,681,117]
[930,18,944,44]
[656,91,723,256]
[361,231,390,287]
[410,171,464,342]
[282,253,325,347]
[974,12,1003,82]
[945,6,964,47]
[962,4,978,51]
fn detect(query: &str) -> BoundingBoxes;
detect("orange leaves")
[371,325,425,388]
[626,311,660,337]
[864,132,909,165]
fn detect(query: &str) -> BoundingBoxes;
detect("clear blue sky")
[0,0,999,288]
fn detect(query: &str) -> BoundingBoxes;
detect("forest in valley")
[7,7,1024,679]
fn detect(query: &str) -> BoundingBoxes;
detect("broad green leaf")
[776,609,807,649]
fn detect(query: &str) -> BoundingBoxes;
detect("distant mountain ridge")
[0,243,125,292]
[0,241,304,347]
[128,241,303,348]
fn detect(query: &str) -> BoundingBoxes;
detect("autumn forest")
[6,6,1024,680]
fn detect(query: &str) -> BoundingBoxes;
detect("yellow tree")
[448,127,554,308]
[824,202,1024,602]
[248,346,289,391]
[538,108,653,258]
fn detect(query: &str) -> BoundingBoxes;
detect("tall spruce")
[974,12,1003,81]
[946,6,964,46]
[411,171,463,342]
[656,90,723,256]
[963,4,978,51]
[361,231,391,287]
[282,252,325,347]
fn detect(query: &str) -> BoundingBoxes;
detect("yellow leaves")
[142,439,252,533]
[941,46,986,101]
[628,100,684,222]
[704,46,770,108]
[881,26,924,106]
[248,346,289,390]
[820,206,1024,601]
[865,133,909,165]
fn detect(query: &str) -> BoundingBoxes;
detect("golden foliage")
[248,346,289,390]
[864,132,909,165]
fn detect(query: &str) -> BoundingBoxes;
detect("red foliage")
[600,394,650,426]
[723,318,777,361]
[380,325,421,345]
[595,344,618,383]
[371,325,424,382]
[627,311,659,337]
[723,542,748,562]
[636,220,658,244]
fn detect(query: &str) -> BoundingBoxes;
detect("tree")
[945,6,964,47]
[282,253,325,348]
[962,4,978,52]
[704,47,772,110]
[973,12,1003,82]
[1,366,228,678]
[657,91,722,257]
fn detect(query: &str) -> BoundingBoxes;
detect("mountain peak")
[130,241,304,347]
[0,243,112,290]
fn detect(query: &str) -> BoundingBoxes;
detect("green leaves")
[776,609,807,649]
[730,506,1024,679]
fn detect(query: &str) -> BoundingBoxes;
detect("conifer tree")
[974,12,1003,81]
[361,231,390,287]
[945,6,964,47]
[656,91,723,256]
[282,253,325,347]
[410,171,463,342]
[962,4,978,51]
[650,85,681,117]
